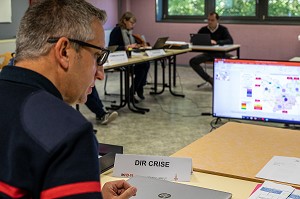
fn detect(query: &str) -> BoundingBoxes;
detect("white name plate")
[113,154,192,182]
[145,49,166,57]
[107,51,128,64]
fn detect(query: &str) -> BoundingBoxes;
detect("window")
[216,0,256,17]
[156,0,300,24]
[168,0,205,16]
[268,0,300,17]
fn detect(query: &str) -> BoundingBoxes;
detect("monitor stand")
[284,123,300,130]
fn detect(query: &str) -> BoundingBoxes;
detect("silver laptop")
[152,37,169,49]
[138,37,169,52]
[190,33,212,46]
[127,176,232,199]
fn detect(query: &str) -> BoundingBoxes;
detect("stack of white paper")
[256,156,300,185]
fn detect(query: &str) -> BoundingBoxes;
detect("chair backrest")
[0,52,12,69]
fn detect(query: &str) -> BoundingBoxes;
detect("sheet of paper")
[145,49,165,57]
[248,181,294,199]
[256,156,300,185]
[107,51,128,64]
[288,189,300,199]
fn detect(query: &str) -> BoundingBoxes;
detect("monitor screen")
[213,58,300,125]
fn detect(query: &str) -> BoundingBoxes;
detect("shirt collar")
[208,23,219,33]
[0,65,62,100]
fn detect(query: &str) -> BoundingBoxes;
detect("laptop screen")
[152,37,169,49]
[190,33,211,46]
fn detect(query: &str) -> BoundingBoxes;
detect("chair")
[197,61,213,88]
[103,68,123,104]
[104,69,118,96]
[197,56,237,88]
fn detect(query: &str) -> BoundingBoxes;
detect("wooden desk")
[103,49,191,113]
[100,169,258,199]
[172,122,300,188]
[191,44,240,58]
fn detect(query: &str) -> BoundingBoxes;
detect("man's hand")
[127,43,139,49]
[102,180,137,199]
[211,40,217,45]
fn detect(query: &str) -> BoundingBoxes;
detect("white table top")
[190,44,240,51]
[289,57,300,61]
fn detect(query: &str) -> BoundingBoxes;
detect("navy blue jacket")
[0,66,102,198]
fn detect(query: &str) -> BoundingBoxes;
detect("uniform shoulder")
[22,90,92,153]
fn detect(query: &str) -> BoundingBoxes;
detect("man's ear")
[54,37,71,70]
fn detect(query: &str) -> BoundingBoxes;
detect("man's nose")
[95,66,105,80]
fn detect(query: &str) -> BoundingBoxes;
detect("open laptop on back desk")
[136,36,169,52]
[190,33,212,46]
[151,36,169,49]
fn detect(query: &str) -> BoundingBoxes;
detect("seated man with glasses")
[0,0,136,198]
[48,38,119,125]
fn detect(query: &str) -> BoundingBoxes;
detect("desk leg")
[150,57,184,97]
[237,48,240,58]
[153,60,158,93]
[107,66,149,114]
[150,59,166,95]
[127,65,150,114]
[108,68,127,110]
[173,55,176,87]
[168,55,185,97]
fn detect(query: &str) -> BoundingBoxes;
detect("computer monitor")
[213,58,300,125]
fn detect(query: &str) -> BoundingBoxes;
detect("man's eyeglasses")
[47,37,110,66]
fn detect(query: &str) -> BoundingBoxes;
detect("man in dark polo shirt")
[190,12,234,86]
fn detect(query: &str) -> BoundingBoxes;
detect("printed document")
[248,181,294,199]
[256,156,300,185]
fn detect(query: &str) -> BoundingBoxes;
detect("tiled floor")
[78,64,214,156]
[79,63,288,156]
